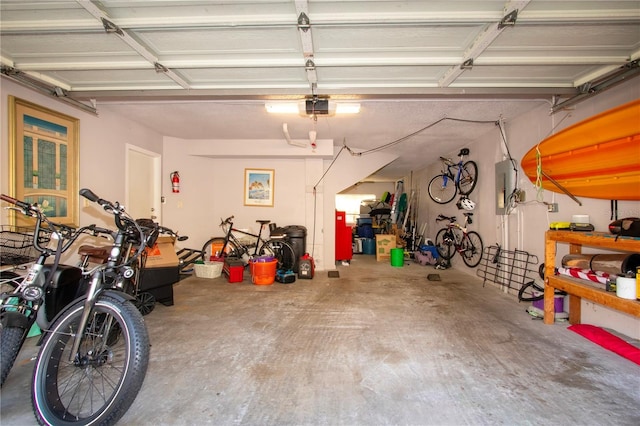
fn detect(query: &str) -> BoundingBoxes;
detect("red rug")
[568,324,640,366]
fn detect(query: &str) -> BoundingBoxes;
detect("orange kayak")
[521,99,640,200]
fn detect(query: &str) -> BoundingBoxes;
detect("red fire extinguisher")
[170,171,180,193]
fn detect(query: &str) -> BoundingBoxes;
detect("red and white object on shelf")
[557,267,610,285]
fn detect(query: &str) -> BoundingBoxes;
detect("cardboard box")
[145,236,179,268]
[375,234,396,261]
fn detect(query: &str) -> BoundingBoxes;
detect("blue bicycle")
[427,148,478,204]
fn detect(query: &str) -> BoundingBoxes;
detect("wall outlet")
[547,203,558,212]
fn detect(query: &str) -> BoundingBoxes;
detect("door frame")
[125,144,162,223]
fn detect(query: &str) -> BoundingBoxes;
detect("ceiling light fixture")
[265,100,360,116]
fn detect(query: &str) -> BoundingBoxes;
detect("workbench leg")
[544,236,557,324]
[568,294,581,324]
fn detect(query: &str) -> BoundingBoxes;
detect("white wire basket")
[194,261,223,279]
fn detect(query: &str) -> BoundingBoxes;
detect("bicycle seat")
[77,245,109,263]
[458,148,469,156]
[256,220,271,225]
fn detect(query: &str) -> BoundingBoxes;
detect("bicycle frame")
[443,220,467,250]
[434,212,483,268]
[440,156,466,187]
[202,216,297,272]
[218,217,269,258]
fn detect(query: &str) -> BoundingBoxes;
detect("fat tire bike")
[1,189,159,425]
[428,148,478,204]
[434,213,484,268]
[201,216,297,272]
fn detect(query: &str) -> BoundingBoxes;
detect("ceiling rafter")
[438,0,532,88]
[294,0,317,89]
[75,0,190,89]
[1,0,638,100]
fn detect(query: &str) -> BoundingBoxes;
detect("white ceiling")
[2,0,639,181]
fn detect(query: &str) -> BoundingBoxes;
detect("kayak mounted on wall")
[521,99,640,201]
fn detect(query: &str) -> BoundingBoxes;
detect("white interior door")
[126,144,161,222]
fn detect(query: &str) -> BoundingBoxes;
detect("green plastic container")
[390,248,404,267]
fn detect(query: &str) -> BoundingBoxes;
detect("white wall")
[160,137,396,270]
[413,79,640,339]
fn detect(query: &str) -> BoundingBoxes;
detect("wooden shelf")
[544,230,640,325]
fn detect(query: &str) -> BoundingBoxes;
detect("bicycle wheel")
[1,278,27,387]
[460,231,483,268]
[135,291,155,316]
[1,324,27,387]
[259,239,296,272]
[428,174,457,204]
[32,294,150,425]
[435,228,455,260]
[458,161,478,196]
[201,237,239,261]
[518,280,545,302]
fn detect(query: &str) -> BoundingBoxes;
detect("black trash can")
[284,225,307,273]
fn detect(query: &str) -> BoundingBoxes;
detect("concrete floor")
[2,254,639,425]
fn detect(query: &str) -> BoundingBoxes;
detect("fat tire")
[32,295,149,425]
[428,174,457,204]
[435,228,455,260]
[259,240,297,272]
[458,161,478,196]
[461,231,483,268]
[201,237,239,262]
[1,325,27,387]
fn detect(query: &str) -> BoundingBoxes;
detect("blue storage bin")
[362,238,376,254]
[357,224,374,238]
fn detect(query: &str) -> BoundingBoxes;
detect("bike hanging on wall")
[434,213,484,268]
[427,148,478,204]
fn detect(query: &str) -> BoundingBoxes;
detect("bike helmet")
[457,196,475,211]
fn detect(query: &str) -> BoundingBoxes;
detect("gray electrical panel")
[495,159,515,215]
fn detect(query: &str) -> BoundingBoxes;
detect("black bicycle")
[428,148,478,204]
[201,216,296,272]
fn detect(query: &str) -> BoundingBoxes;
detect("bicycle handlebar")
[220,216,234,227]
[1,193,120,256]
[157,225,188,241]
[0,194,33,214]
[436,214,455,222]
[85,224,115,239]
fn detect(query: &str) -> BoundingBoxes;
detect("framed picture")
[244,168,274,207]
[8,96,80,226]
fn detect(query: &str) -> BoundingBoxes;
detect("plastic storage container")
[284,225,306,272]
[251,258,277,285]
[362,238,375,255]
[390,248,404,267]
[223,258,244,283]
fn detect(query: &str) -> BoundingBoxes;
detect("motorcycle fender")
[1,310,31,330]
[36,290,137,345]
